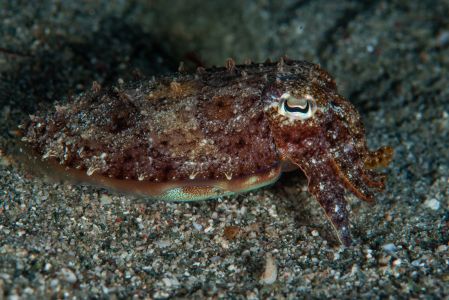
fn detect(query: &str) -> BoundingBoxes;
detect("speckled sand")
[1,1,448,299]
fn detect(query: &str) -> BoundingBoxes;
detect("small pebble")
[437,30,449,47]
[44,263,52,272]
[100,194,112,205]
[393,259,402,267]
[260,253,277,285]
[436,245,447,252]
[192,222,203,231]
[223,226,241,240]
[382,243,397,252]
[50,279,59,289]
[411,259,423,267]
[60,268,77,283]
[162,276,179,287]
[156,240,171,248]
[423,198,440,210]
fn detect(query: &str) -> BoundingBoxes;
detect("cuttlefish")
[21,58,393,246]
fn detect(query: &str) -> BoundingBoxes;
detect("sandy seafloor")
[0,1,448,299]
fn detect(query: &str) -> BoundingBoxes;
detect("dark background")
[1,1,448,298]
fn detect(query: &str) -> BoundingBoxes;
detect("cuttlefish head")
[262,65,393,246]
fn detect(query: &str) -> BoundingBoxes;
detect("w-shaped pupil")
[285,100,309,113]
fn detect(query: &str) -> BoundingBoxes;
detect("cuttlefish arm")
[302,157,353,246]
[284,127,393,246]
[292,152,388,247]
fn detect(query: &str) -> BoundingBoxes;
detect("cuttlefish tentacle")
[361,146,393,190]
[324,97,393,203]
[329,144,393,204]
[324,128,376,202]
[362,170,387,190]
[336,93,394,174]
[300,151,389,245]
[299,157,353,246]
[357,146,393,190]
[330,97,394,187]
[329,144,392,203]
[364,146,394,170]
[329,157,375,203]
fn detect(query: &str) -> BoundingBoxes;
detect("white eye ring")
[278,93,316,120]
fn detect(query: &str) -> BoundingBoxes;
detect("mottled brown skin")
[261,62,393,246]
[21,59,393,246]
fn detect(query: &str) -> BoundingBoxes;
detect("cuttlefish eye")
[278,92,316,120]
